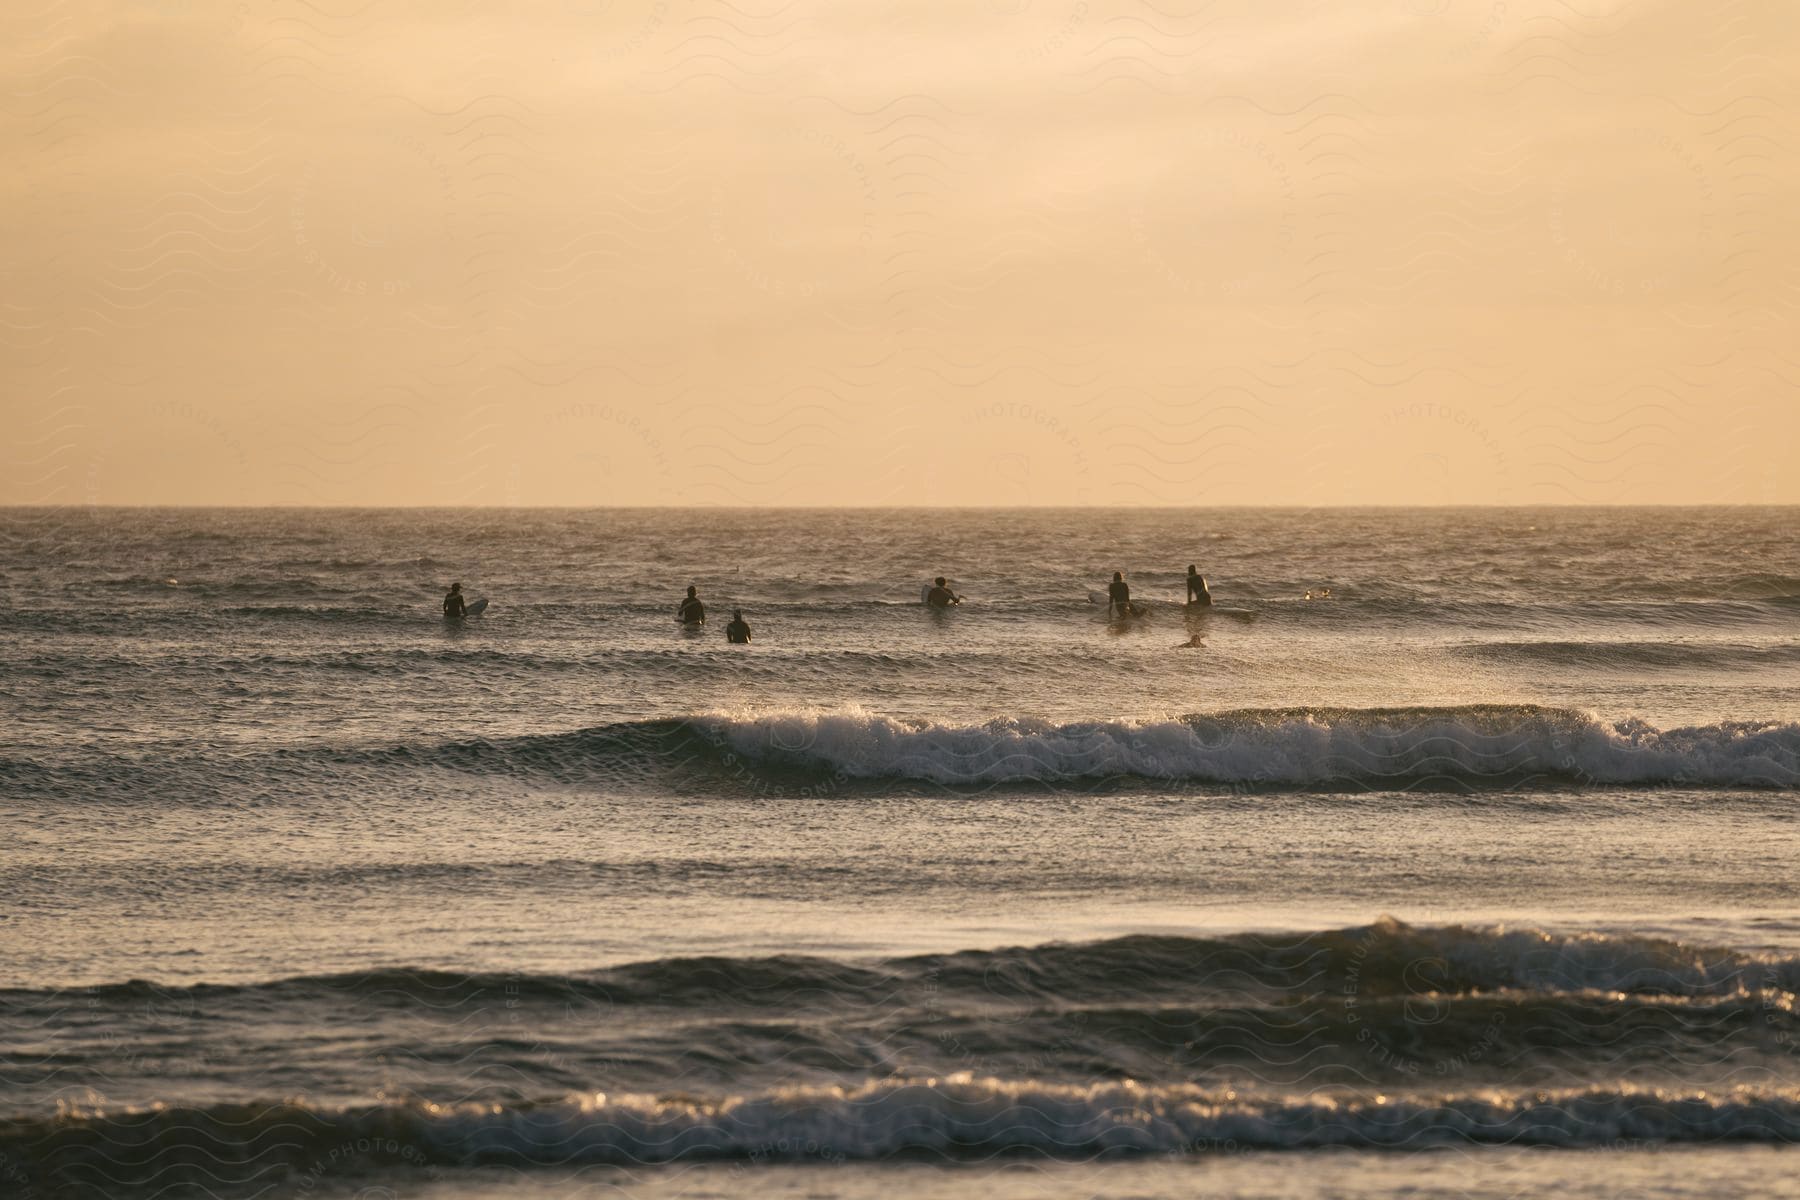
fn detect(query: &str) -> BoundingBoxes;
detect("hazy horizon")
[6,2,1797,506]
[8,500,1800,512]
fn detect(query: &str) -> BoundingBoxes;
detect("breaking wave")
[341,706,1800,789]
[11,1081,1800,1192]
[8,920,1798,1193]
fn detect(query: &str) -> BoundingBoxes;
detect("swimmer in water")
[677,585,706,625]
[1107,571,1132,615]
[1187,565,1212,606]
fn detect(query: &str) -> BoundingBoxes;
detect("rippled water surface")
[2,507,1797,1197]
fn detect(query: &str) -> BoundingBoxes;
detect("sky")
[3,0,1797,506]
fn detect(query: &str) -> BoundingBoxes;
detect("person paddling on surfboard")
[677,585,706,625]
[726,610,752,644]
[925,577,961,607]
[1107,571,1132,616]
[1186,565,1212,606]
[443,582,466,619]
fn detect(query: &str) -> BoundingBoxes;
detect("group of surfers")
[676,586,754,643]
[1112,565,1213,614]
[442,565,1217,642]
[928,565,1212,614]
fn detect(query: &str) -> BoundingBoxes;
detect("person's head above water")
[732,609,743,620]
[450,582,462,593]
[1188,565,1197,574]
[686,586,697,598]
[934,576,946,587]
[1113,571,1124,582]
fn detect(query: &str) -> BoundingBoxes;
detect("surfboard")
[465,597,488,618]
[1090,590,1142,616]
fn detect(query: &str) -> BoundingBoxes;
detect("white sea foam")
[20,1079,1800,1185]
[696,706,1800,788]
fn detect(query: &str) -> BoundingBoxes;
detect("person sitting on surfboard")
[926,577,960,607]
[1186,565,1212,606]
[726,610,752,644]
[443,582,466,619]
[677,586,706,625]
[1107,571,1132,615]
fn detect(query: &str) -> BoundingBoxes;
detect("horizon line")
[1,501,1796,512]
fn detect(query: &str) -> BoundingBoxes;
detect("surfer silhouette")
[678,586,705,625]
[926,576,960,607]
[443,582,466,619]
[726,610,752,644]
[1187,565,1212,606]
[1107,571,1131,615]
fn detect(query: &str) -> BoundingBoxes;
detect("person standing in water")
[925,576,961,607]
[443,582,466,619]
[1186,565,1212,606]
[677,585,706,625]
[726,610,752,644]
[1107,571,1132,615]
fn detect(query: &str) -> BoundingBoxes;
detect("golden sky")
[4,0,1797,505]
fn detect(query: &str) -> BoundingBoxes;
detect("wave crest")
[700,706,1799,788]
[20,919,1798,1010]
[412,707,1797,789]
[11,1080,1800,1191]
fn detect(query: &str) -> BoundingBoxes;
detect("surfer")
[1187,565,1212,606]
[677,586,705,625]
[1107,571,1132,615]
[926,576,961,607]
[443,582,466,619]
[726,610,752,644]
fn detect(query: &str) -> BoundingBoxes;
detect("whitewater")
[2,506,1797,1198]
[370,707,1798,789]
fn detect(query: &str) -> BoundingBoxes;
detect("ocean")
[2,506,1797,1198]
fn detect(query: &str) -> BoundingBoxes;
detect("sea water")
[2,506,1797,1197]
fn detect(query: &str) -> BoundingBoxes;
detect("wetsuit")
[726,619,752,644]
[444,591,466,618]
[1187,574,1212,605]
[1107,579,1131,612]
[926,586,957,607]
[678,598,706,624]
